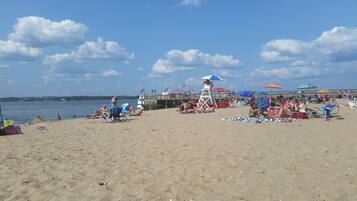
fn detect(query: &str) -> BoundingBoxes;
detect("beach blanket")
[222,116,292,123]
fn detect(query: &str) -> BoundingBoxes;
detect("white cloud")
[44,38,134,65]
[251,66,321,80]
[152,59,194,74]
[261,26,357,64]
[7,80,17,86]
[0,64,9,68]
[184,77,201,87]
[181,0,206,7]
[8,16,87,47]
[257,26,357,83]
[314,26,357,54]
[0,40,40,60]
[152,49,241,74]
[102,69,122,77]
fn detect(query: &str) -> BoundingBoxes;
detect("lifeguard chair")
[197,81,215,109]
[137,89,145,109]
[197,75,223,109]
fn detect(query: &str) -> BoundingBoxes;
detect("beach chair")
[119,103,132,121]
[348,101,357,109]
[100,106,122,122]
[256,96,270,116]
[316,104,339,120]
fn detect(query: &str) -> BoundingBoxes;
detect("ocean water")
[0,99,137,124]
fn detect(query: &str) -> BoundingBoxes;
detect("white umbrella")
[201,74,223,81]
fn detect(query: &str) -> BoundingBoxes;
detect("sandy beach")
[1,105,357,201]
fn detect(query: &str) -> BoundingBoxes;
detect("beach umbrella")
[297,84,317,90]
[201,74,223,81]
[238,90,254,97]
[262,83,281,89]
[318,89,332,93]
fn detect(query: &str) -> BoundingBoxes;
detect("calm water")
[0,99,137,124]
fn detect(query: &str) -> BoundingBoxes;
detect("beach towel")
[292,112,308,119]
[222,116,292,123]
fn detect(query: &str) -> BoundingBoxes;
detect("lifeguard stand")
[137,89,145,109]
[197,83,215,109]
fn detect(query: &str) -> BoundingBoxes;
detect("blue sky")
[1,0,357,97]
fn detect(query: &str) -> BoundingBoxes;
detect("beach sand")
[1,105,357,201]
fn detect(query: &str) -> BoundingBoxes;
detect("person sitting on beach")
[299,101,315,116]
[292,98,300,112]
[248,97,261,117]
[109,96,121,119]
[203,79,212,90]
[275,97,294,119]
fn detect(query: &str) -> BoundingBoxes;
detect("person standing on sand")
[56,111,61,121]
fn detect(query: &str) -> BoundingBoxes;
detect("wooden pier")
[141,89,357,110]
[141,93,234,110]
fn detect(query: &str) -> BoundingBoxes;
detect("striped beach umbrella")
[297,84,317,90]
[318,89,332,93]
[262,83,281,89]
[202,74,223,81]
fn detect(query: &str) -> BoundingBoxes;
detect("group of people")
[248,95,338,120]
[90,96,142,121]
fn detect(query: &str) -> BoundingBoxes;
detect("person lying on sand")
[121,103,143,116]
[90,105,109,119]
[178,101,196,114]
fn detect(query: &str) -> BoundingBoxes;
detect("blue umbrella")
[297,84,317,90]
[238,90,254,97]
[201,74,223,81]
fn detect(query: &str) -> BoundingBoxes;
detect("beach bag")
[3,119,14,127]
[3,125,22,135]
[292,112,308,119]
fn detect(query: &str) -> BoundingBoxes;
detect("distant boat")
[60,98,66,101]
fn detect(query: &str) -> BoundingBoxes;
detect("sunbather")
[90,105,108,119]
[179,101,196,114]
[275,98,293,119]
[348,101,357,109]
[292,98,300,112]
[121,103,143,117]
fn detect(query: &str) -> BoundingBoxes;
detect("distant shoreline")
[0,96,139,102]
